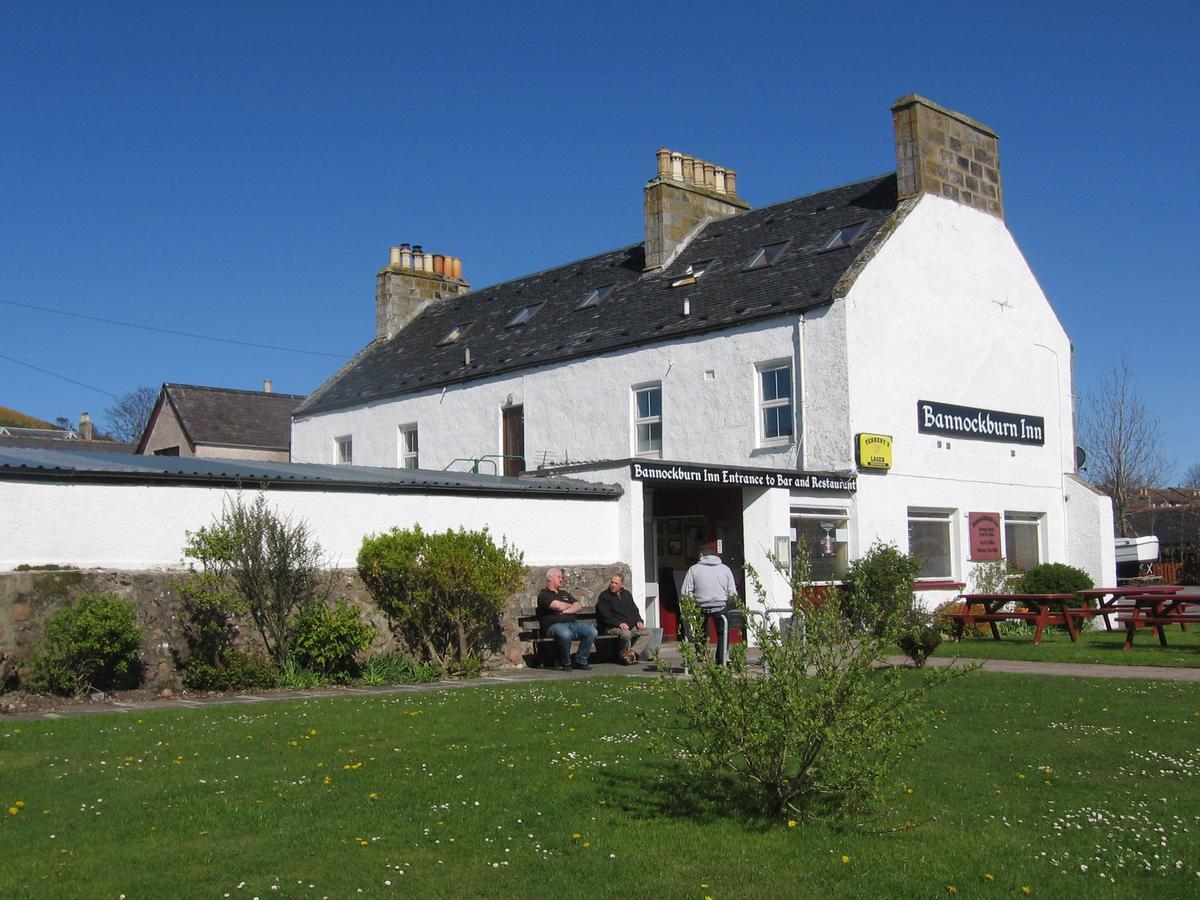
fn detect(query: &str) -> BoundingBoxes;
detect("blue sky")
[2,2,1197,476]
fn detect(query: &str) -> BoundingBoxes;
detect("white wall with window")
[791,505,849,582]
[907,508,955,581]
[335,435,353,465]
[633,383,662,457]
[398,425,418,470]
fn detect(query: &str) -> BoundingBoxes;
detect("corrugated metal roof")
[0,448,622,498]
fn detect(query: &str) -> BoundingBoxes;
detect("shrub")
[276,659,324,690]
[357,525,524,672]
[30,593,144,695]
[897,606,942,667]
[648,548,970,822]
[291,599,376,677]
[360,652,440,686]
[1017,562,1093,595]
[181,648,276,691]
[968,559,1020,594]
[182,493,331,666]
[839,541,923,636]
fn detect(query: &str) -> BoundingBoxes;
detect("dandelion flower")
[15,801,24,808]
[984,873,995,881]
[947,887,958,895]
[841,855,850,864]
[1022,887,1031,894]
[7,807,18,816]
[787,820,797,828]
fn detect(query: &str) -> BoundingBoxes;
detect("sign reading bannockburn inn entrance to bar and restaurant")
[917,400,1045,446]
[630,462,856,492]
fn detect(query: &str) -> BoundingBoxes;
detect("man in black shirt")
[536,567,597,672]
[596,573,661,664]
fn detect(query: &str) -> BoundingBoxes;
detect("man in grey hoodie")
[680,542,739,663]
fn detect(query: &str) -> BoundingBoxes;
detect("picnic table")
[1116,592,1200,650]
[949,594,1076,645]
[1066,585,1184,634]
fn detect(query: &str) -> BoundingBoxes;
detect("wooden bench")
[517,612,621,667]
[947,594,1074,645]
[1115,595,1200,649]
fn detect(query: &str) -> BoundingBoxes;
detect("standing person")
[680,542,739,663]
[537,567,597,672]
[596,573,662,664]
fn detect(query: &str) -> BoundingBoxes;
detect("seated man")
[596,573,662,664]
[537,567,597,671]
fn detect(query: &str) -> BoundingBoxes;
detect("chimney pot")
[703,162,716,190]
[389,246,401,267]
[400,245,413,268]
[670,151,683,181]
[681,156,695,185]
[79,411,93,441]
[452,257,463,279]
[656,148,671,179]
[714,167,727,195]
[432,254,445,276]
[263,378,273,393]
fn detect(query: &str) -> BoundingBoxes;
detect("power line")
[0,297,351,359]
[0,351,120,399]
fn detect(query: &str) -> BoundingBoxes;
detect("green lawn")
[932,622,1200,667]
[2,673,1198,898]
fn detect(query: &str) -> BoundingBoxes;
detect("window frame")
[907,507,955,580]
[577,284,615,310]
[790,506,850,584]
[756,360,795,447]
[823,222,868,251]
[743,240,790,270]
[335,435,353,466]
[633,383,663,458]
[505,303,543,328]
[1003,511,1042,572]
[398,424,418,470]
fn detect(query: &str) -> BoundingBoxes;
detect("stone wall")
[0,562,629,689]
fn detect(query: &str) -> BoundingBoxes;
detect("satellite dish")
[1075,446,1087,471]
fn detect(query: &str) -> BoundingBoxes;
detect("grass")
[932,622,1200,667]
[1,672,1198,898]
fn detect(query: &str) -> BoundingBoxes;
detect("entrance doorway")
[502,406,525,476]
[644,484,745,641]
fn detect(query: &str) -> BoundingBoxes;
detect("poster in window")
[968,512,1002,560]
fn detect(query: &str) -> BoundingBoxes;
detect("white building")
[292,95,1114,635]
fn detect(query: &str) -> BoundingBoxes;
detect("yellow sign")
[856,433,892,470]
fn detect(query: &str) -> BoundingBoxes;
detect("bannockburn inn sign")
[917,400,1045,446]
[630,462,856,492]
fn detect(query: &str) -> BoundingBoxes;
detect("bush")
[360,652,440,686]
[291,599,376,677]
[839,541,923,636]
[648,548,970,822]
[969,559,1020,594]
[182,493,331,666]
[357,525,524,672]
[181,648,276,691]
[1017,563,1093,595]
[897,606,942,667]
[30,593,144,695]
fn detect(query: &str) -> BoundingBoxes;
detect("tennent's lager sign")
[856,433,892,470]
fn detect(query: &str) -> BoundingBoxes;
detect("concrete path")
[5,649,1199,722]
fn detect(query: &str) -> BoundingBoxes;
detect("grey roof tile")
[298,174,898,415]
[162,384,306,450]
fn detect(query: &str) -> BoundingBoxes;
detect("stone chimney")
[643,148,750,271]
[892,95,1003,218]
[376,243,470,340]
[78,412,93,441]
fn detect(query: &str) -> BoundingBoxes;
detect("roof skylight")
[506,303,543,327]
[577,284,615,310]
[743,241,789,270]
[438,323,472,346]
[823,222,867,250]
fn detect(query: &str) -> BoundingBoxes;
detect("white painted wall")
[0,481,620,571]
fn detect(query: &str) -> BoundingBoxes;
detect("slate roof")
[298,174,899,416]
[142,384,306,453]
[0,447,621,498]
[0,435,136,453]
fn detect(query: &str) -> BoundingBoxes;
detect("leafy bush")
[360,652,440,686]
[897,606,942,667]
[1017,563,1093,595]
[29,593,144,695]
[181,648,276,691]
[357,525,524,672]
[276,659,324,690]
[291,599,376,677]
[839,541,923,636]
[648,548,970,822]
[182,493,331,666]
[969,559,1020,594]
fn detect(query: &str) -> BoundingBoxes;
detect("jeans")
[547,621,597,666]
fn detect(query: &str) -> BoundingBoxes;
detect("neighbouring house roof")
[1128,486,1200,510]
[0,425,136,454]
[0,447,622,498]
[138,384,307,454]
[297,174,899,416]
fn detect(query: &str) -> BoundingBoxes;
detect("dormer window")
[823,222,867,250]
[671,259,715,288]
[743,241,789,270]
[577,284,615,310]
[438,323,472,346]
[506,303,543,327]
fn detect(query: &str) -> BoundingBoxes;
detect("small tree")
[182,493,329,666]
[839,541,922,636]
[357,525,524,672]
[30,593,144,696]
[1182,464,1200,490]
[648,544,968,822]
[103,386,158,443]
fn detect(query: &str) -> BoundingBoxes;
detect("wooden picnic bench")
[1115,593,1200,650]
[948,594,1075,645]
[517,612,621,667]
[1065,585,1185,637]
